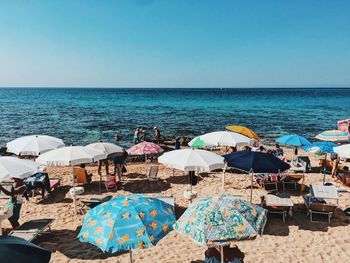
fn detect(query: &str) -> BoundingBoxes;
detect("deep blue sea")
[0,88,349,148]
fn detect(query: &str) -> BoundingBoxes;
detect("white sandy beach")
[2,148,350,263]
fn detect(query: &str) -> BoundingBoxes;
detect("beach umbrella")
[174,194,267,262]
[315,130,349,142]
[78,194,175,263]
[158,148,225,192]
[86,142,124,159]
[304,142,336,184]
[276,134,311,147]
[224,151,290,202]
[36,146,106,212]
[0,157,40,181]
[334,144,350,158]
[6,135,64,156]
[225,125,260,141]
[0,236,51,263]
[188,137,215,148]
[158,148,225,172]
[189,131,251,148]
[127,141,163,156]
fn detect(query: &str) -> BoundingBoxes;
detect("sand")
[2,148,350,263]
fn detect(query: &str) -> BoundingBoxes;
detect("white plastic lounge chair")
[9,218,54,242]
[262,194,293,222]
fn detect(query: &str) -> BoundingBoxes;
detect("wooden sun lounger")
[262,194,293,223]
[148,165,159,181]
[9,218,54,242]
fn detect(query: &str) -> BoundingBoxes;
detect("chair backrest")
[148,165,159,181]
[73,167,88,184]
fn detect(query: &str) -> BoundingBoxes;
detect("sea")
[0,88,349,148]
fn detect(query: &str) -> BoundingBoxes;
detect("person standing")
[140,127,147,141]
[0,178,26,229]
[153,127,161,144]
[174,137,181,150]
[133,128,140,144]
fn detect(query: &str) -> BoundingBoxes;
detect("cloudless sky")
[0,0,349,88]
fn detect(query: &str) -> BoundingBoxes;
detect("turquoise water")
[0,88,349,148]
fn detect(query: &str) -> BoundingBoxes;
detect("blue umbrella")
[303,142,337,184]
[78,194,176,262]
[224,151,290,201]
[276,134,311,147]
[0,236,51,263]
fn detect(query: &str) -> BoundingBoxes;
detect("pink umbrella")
[127,141,164,156]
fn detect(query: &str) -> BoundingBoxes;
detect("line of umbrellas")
[77,193,267,263]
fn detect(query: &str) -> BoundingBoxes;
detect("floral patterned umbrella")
[127,142,164,156]
[173,194,267,246]
[78,194,175,262]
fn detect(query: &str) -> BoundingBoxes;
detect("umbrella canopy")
[86,142,124,158]
[333,144,350,158]
[225,126,260,141]
[6,135,64,156]
[158,148,225,172]
[276,134,311,147]
[174,194,267,246]
[127,142,164,156]
[78,194,175,253]
[188,137,215,148]
[36,146,106,166]
[315,130,349,142]
[224,151,290,173]
[189,131,251,148]
[0,236,51,263]
[303,142,336,154]
[0,157,40,181]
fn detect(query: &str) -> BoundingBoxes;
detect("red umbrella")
[127,141,164,156]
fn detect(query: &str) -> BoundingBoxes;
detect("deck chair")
[105,174,117,191]
[262,194,293,222]
[80,196,112,214]
[73,167,92,185]
[303,196,337,224]
[148,165,159,181]
[9,218,54,242]
[281,174,304,190]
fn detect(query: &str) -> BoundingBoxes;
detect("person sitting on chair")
[77,164,93,183]
[205,244,245,263]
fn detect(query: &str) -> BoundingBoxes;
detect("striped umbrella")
[127,142,164,156]
[315,130,349,142]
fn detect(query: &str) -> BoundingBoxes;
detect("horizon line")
[0,86,350,89]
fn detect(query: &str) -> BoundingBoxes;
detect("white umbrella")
[6,135,64,156]
[36,146,106,166]
[85,142,124,158]
[158,148,224,172]
[36,146,106,213]
[334,144,350,158]
[189,131,251,148]
[0,157,40,181]
[158,149,225,195]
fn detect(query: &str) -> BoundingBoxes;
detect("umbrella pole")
[129,250,133,263]
[222,163,227,191]
[71,164,77,214]
[323,153,327,185]
[221,246,224,263]
[250,170,254,203]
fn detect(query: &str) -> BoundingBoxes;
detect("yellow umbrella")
[225,125,260,141]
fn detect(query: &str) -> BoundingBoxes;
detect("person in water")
[174,137,181,150]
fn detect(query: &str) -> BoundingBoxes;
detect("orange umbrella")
[225,125,260,141]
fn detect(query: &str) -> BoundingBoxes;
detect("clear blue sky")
[0,0,349,88]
